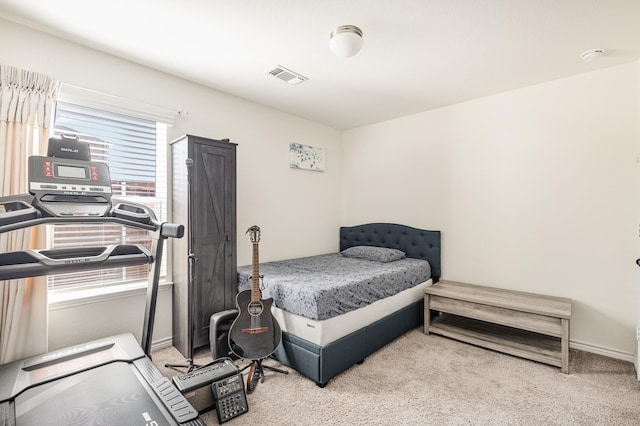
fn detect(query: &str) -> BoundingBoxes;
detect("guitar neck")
[251,242,261,301]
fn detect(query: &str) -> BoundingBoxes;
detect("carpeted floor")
[153,328,640,425]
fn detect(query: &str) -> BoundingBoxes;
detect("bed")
[236,223,441,387]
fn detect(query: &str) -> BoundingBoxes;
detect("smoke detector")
[266,65,308,85]
[580,49,604,63]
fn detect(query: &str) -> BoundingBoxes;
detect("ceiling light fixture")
[329,25,363,58]
[580,49,604,63]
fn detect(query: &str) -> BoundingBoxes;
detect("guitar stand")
[241,358,288,394]
[164,357,200,373]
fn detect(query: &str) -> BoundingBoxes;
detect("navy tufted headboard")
[339,223,441,282]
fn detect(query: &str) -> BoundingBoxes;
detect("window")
[47,101,168,291]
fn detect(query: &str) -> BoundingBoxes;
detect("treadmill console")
[29,154,112,198]
[28,155,112,217]
[0,135,157,230]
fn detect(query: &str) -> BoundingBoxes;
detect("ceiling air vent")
[266,65,307,85]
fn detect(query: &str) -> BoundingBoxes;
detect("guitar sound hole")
[248,301,263,316]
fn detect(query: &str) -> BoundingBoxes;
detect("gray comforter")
[237,253,431,320]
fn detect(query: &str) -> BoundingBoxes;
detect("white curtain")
[0,64,60,364]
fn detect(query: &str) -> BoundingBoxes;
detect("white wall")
[0,19,342,350]
[48,285,174,350]
[342,62,640,358]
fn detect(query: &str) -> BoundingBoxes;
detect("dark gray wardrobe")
[170,135,237,357]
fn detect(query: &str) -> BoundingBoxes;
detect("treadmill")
[0,136,205,426]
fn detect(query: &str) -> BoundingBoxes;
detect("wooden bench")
[424,280,572,373]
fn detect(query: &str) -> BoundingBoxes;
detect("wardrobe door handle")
[636,258,640,267]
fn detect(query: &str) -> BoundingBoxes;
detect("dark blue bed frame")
[272,223,441,387]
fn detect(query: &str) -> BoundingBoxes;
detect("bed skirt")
[272,298,424,387]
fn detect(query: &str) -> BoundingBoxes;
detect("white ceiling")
[1,0,639,130]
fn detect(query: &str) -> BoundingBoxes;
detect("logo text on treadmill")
[142,412,159,426]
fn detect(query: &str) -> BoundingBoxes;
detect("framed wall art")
[289,142,325,172]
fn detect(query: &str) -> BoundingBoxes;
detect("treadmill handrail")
[0,215,159,234]
[0,244,153,281]
[0,193,184,357]
[1,195,163,232]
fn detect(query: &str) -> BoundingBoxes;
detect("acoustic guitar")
[229,225,282,360]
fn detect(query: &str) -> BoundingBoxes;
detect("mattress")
[237,253,432,320]
[272,278,433,346]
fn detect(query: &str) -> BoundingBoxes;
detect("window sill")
[48,280,173,310]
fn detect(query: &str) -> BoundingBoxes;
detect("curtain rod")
[58,83,186,126]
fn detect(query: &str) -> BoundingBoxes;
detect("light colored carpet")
[153,328,640,425]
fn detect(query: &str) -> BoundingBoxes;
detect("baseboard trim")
[151,336,174,352]
[150,338,637,374]
[636,339,640,381]
[570,339,635,363]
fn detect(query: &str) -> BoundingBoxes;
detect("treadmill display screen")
[56,164,88,179]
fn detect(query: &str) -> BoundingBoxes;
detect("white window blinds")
[47,101,168,291]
